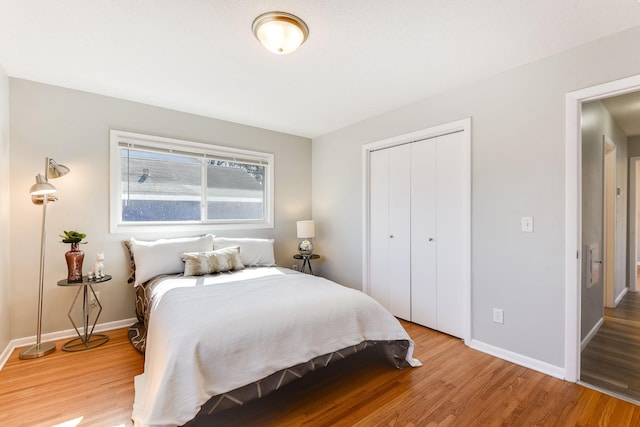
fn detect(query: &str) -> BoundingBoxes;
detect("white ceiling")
[601,92,640,137]
[1,1,640,138]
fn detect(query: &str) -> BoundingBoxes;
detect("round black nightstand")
[293,254,320,275]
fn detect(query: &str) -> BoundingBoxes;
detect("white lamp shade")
[48,159,70,178]
[29,174,57,196]
[297,220,315,238]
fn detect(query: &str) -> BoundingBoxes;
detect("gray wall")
[0,65,10,351]
[628,136,640,157]
[312,25,640,368]
[9,79,311,339]
[580,100,628,340]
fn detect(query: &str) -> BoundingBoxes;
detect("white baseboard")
[468,339,565,380]
[581,317,604,351]
[0,317,136,372]
[0,340,13,373]
[614,287,628,306]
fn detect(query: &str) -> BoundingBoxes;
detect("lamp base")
[19,341,56,359]
[298,239,314,256]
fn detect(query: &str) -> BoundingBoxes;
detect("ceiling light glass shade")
[252,12,309,54]
[29,174,57,195]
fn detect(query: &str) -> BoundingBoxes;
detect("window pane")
[206,161,265,220]
[111,129,274,231]
[121,150,202,222]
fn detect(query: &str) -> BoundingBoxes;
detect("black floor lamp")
[19,157,70,360]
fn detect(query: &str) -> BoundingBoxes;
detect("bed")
[125,235,420,427]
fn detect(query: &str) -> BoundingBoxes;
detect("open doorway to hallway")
[580,91,640,403]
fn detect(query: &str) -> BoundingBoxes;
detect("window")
[110,130,274,233]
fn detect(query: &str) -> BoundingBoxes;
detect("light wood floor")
[582,290,640,402]
[2,322,640,426]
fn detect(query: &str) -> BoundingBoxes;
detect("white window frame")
[109,130,274,233]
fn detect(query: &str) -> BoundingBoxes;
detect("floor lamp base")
[19,341,56,359]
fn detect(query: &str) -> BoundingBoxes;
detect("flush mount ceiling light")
[252,11,309,54]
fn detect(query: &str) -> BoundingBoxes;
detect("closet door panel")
[410,139,437,328]
[369,149,391,311]
[435,132,466,338]
[387,144,411,320]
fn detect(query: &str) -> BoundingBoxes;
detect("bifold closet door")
[411,132,466,338]
[410,139,437,329]
[369,145,411,320]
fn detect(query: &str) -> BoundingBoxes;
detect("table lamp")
[296,220,315,256]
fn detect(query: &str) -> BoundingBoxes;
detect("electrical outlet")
[493,308,504,324]
[90,291,100,309]
[292,263,298,271]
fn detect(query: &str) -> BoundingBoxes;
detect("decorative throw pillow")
[213,237,276,267]
[128,234,215,286]
[182,246,245,276]
[123,240,136,285]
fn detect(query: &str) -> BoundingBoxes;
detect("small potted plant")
[60,230,87,283]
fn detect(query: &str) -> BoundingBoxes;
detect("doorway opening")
[566,74,640,403]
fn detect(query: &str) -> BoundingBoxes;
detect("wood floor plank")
[1,321,640,426]
[582,290,640,401]
[0,328,143,427]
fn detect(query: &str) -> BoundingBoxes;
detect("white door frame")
[603,136,617,309]
[628,156,640,293]
[565,74,640,382]
[361,117,472,344]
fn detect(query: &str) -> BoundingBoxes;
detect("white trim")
[361,117,472,344]
[468,339,565,380]
[629,156,640,292]
[580,317,604,351]
[565,73,640,383]
[614,286,628,307]
[603,135,617,309]
[0,317,137,372]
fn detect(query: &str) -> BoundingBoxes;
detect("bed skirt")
[183,339,412,423]
[129,318,411,420]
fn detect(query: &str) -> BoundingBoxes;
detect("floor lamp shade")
[30,174,56,195]
[19,157,70,360]
[297,220,315,255]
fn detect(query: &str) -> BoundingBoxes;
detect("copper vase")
[65,243,84,283]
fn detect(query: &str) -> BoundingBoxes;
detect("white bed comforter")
[132,267,420,427]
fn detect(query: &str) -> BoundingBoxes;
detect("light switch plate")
[521,216,533,233]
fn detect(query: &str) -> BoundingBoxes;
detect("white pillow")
[129,234,215,286]
[213,237,276,267]
[182,247,245,276]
